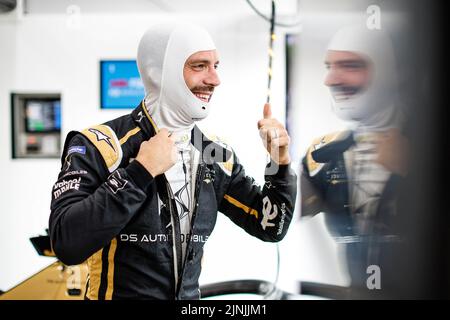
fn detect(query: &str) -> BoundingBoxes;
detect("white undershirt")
[163,130,194,261]
[344,130,391,235]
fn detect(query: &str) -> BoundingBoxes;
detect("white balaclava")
[326,26,400,130]
[137,23,216,132]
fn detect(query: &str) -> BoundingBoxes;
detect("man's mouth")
[193,92,212,102]
[330,86,361,102]
[192,86,214,103]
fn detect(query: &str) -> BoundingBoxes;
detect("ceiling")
[21,0,298,15]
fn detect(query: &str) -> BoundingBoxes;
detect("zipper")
[163,177,183,297]
[187,162,206,252]
[175,162,206,297]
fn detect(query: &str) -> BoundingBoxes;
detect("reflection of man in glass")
[300,26,409,294]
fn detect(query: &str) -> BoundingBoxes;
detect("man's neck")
[144,99,195,133]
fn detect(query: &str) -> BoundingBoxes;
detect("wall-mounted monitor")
[100,60,144,109]
[24,99,61,133]
[11,93,62,159]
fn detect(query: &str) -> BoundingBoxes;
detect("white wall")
[0,4,302,292]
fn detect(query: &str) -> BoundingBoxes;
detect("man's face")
[183,50,220,103]
[324,50,371,103]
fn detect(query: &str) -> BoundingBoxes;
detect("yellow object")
[306,131,343,176]
[119,126,141,145]
[0,261,88,300]
[81,125,123,173]
[223,194,259,219]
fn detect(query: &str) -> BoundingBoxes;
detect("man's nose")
[324,68,341,87]
[204,68,221,87]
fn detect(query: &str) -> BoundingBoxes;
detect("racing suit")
[49,102,297,300]
[300,130,403,289]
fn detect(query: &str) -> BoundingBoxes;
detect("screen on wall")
[100,60,145,109]
[25,99,61,133]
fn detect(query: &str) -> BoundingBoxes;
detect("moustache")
[191,86,215,94]
[329,85,362,96]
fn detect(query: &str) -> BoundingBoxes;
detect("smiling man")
[324,50,370,107]
[48,22,297,300]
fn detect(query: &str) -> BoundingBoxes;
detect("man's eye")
[343,63,365,70]
[192,64,205,70]
[214,64,219,70]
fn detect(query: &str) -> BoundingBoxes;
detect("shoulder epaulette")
[206,133,234,176]
[80,124,123,173]
[306,131,343,176]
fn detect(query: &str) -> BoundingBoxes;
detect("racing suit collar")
[131,102,232,165]
[311,130,355,163]
[131,101,158,139]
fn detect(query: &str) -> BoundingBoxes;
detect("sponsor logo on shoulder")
[88,128,115,151]
[68,146,86,155]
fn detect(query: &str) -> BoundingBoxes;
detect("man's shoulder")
[198,130,235,176]
[204,132,233,152]
[71,112,135,143]
[68,113,136,173]
[308,131,348,152]
[304,130,350,176]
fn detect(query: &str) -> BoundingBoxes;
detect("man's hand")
[135,128,177,177]
[376,128,409,177]
[257,103,291,165]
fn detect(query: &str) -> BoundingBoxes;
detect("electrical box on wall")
[11,93,61,159]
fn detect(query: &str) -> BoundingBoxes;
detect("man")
[49,22,297,300]
[300,26,408,292]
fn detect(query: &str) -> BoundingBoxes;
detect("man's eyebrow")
[324,59,366,67]
[335,59,366,65]
[188,59,220,65]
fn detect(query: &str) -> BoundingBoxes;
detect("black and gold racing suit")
[49,102,297,300]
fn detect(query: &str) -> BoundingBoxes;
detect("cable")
[263,243,281,299]
[180,150,191,210]
[264,4,282,293]
[266,0,275,104]
[246,0,283,298]
[245,0,301,28]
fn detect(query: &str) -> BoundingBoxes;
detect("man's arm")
[49,134,153,265]
[216,103,297,241]
[50,127,177,266]
[219,153,297,242]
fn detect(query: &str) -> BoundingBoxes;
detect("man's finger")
[263,103,272,119]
